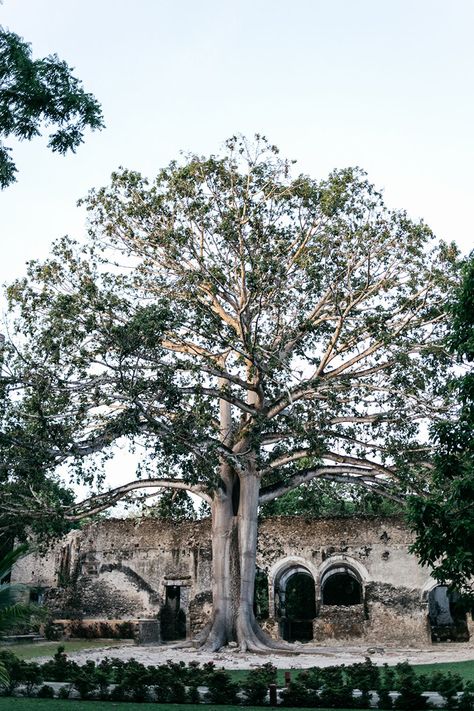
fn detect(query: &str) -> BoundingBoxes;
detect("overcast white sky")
[1,0,473,502]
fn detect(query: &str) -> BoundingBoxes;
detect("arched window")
[321,565,362,606]
[274,564,316,642]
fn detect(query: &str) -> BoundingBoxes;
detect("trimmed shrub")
[242,663,277,705]
[72,660,98,699]
[319,683,356,709]
[393,662,429,710]
[458,681,474,711]
[280,680,314,707]
[346,658,380,692]
[187,685,201,704]
[205,669,239,705]
[378,687,394,709]
[37,684,55,698]
[57,686,71,699]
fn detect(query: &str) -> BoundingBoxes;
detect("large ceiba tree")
[2,137,459,650]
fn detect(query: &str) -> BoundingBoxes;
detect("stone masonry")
[11,516,464,647]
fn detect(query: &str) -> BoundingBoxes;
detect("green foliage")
[3,136,459,527]
[148,489,197,521]
[205,669,239,705]
[280,680,314,707]
[0,27,103,188]
[408,253,474,595]
[345,658,380,691]
[39,645,78,682]
[1,138,461,648]
[241,663,277,704]
[36,684,55,698]
[427,669,463,706]
[261,479,404,519]
[0,651,471,706]
[458,681,474,711]
[393,662,429,710]
[0,544,46,642]
[73,660,99,699]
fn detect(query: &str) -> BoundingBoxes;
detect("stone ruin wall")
[12,516,454,647]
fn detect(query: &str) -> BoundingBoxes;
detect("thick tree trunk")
[203,485,235,650]
[200,473,293,652]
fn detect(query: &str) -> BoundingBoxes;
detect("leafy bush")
[43,619,63,640]
[319,683,356,709]
[393,662,429,710]
[346,658,380,691]
[18,660,43,696]
[280,680,314,707]
[154,679,187,703]
[320,665,346,688]
[40,645,79,682]
[297,667,323,690]
[458,681,474,711]
[57,685,71,699]
[428,670,464,707]
[378,687,394,709]
[37,684,55,698]
[241,662,277,705]
[187,684,201,703]
[118,659,152,702]
[205,669,239,705]
[72,660,98,699]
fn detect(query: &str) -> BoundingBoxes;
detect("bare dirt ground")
[58,641,474,669]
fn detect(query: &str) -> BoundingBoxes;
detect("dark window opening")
[29,589,44,605]
[160,585,186,641]
[322,568,362,606]
[429,586,469,643]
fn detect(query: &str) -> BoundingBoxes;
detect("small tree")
[0,27,104,188]
[2,136,459,650]
[409,253,474,595]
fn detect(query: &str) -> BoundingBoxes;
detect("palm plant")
[0,543,43,686]
[0,543,34,633]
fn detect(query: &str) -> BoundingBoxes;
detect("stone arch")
[269,557,318,642]
[420,577,440,602]
[427,584,469,643]
[268,556,319,617]
[318,556,368,606]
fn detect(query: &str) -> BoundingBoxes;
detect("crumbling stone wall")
[12,515,441,646]
[313,604,365,641]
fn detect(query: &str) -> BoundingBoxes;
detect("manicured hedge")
[1,647,474,708]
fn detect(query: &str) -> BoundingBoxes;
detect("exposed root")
[171,613,326,655]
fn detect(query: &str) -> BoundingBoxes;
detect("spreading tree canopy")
[0,27,104,188]
[1,136,460,650]
[409,253,474,595]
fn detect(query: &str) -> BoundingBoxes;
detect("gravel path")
[54,641,474,670]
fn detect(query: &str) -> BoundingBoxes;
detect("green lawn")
[0,701,365,711]
[0,638,133,660]
[226,660,474,685]
[412,660,474,682]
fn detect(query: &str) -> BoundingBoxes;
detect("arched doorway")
[321,566,362,606]
[428,586,469,642]
[275,565,316,642]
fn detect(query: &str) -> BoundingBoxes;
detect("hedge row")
[1,648,474,709]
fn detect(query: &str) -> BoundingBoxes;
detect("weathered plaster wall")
[12,516,439,646]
